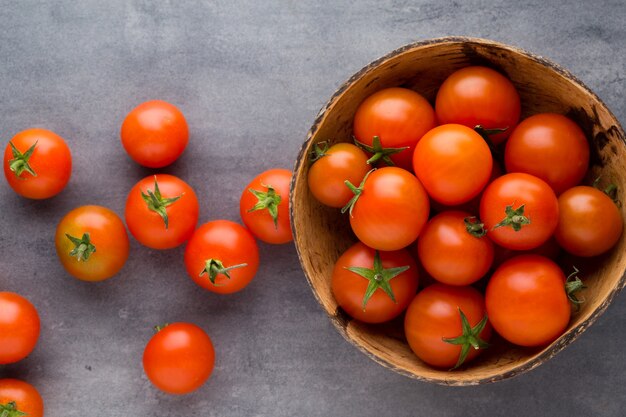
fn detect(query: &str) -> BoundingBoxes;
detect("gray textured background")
[0,1,624,416]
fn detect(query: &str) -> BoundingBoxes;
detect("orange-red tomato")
[0,292,40,365]
[0,379,44,417]
[3,128,72,199]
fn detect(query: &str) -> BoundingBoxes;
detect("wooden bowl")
[290,37,626,385]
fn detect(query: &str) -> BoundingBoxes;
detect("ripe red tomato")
[0,292,40,365]
[3,128,72,199]
[417,211,494,286]
[184,220,260,294]
[505,113,589,195]
[331,242,419,323]
[55,205,130,282]
[413,124,493,205]
[121,100,189,168]
[125,174,199,249]
[435,66,521,144]
[555,186,623,257]
[404,284,492,369]
[346,167,430,251]
[353,87,436,170]
[143,322,215,395]
[240,169,292,244]
[480,173,559,250]
[0,379,44,417]
[486,255,570,346]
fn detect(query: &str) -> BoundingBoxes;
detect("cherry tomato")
[331,242,419,323]
[353,87,436,170]
[143,322,215,395]
[121,100,189,168]
[125,174,199,250]
[240,169,292,244]
[404,284,492,369]
[555,186,623,257]
[0,292,40,365]
[480,173,559,250]
[435,66,521,144]
[0,379,44,417]
[184,220,260,294]
[486,255,570,346]
[3,128,72,199]
[413,124,493,205]
[55,205,130,282]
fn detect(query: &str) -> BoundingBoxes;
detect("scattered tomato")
[0,379,44,417]
[0,292,40,365]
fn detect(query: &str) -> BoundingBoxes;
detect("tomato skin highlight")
[0,292,40,365]
[0,379,44,417]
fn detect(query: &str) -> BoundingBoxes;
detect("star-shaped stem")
[354,136,408,166]
[442,308,490,370]
[8,141,38,178]
[492,204,531,232]
[199,258,248,285]
[341,169,375,217]
[464,216,488,238]
[0,401,27,417]
[141,176,182,229]
[247,184,282,229]
[66,232,96,262]
[566,266,586,311]
[308,141,329,163]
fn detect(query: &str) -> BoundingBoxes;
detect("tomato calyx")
[66,232,96,261]
[464,216,488,238]
[474,125,507,146]
[354,136,408,166]
[141,176,182,230]
[8,141,38,179]
[153,323,170,333]
[200,259,248,285]
[341,169,375,216]
[0,401,27,417]
[493,204,531,232]
[593,177,621,206]
[565,266,586,310]
[247,184,282,228]
[308,141,329,163]
[442,308,490,370]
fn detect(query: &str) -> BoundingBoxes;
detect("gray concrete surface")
[0,1,624,416]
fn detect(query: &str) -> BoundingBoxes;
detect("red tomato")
[353,87,436,170]
[505,113,589,195]
[55,205,130,282]
[125,174,199,249]
[143,322,215,395]
[486,255,570,346]
[121,100,189,168]
[413,124,493,205]
[184,220,260,294]
[480,173,559,250]
[404,284,492,369]
[3,128,72,199]
[240,169,292,244]
[0,379,44,417]
[0,292,40,365]
[435,66,521,144]
[555,186,623,257]
[331,242,419,323]
[346,167,430,251]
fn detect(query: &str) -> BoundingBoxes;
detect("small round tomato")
[184,220,260,294]
[346,167,430,251]
[0,292,40,365]
[143,322,215,395]
[413,124,493,205]
[480,173,559,250]
[240,169,292,244]
[307,142,370,208]
[0,379,44,417]
[125,174,199,250]
[417,211,494,286]
[486,255,570,347]
[121,100,189,168]
[3,128,72,199]
[55,205,130,282]
[435,66,521,144]
[404,284,491,369]
[331,242,419,323]
[555,186,623,257]
[353,87,436,170]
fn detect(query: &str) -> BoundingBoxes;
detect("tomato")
[331,242,419,323]
[240,169,292,244]
[3,128,72,199]
[307,142,370,208]
[121,100,189,168]
[404,284,491,369]
[55,205,130,282]
[184,220,260,294]
[417,211,494,286]
[413,124,493,205]
[0,292,40,365]
[555,186,623,257]
[480,173,559,250]
[0,379,44,417]
[345,167,430,251]
[353,87,436,170]
[486,255,570,346]
[143,322,215,395]
[505,113,589,195]
[125,174,199,249]
[435,66,521,144]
